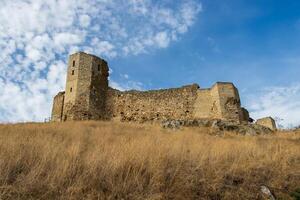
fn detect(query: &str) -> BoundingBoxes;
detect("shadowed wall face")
[240,108,250,122]
[89,56,109,120]
[51,92,65,122]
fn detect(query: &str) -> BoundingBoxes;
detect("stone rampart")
[194,89,214,119]
[104,82,245,123]
[105,84,199,122]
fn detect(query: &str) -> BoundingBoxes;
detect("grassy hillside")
[0,122,299,199]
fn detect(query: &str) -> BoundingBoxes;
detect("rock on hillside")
[162,119,274,135]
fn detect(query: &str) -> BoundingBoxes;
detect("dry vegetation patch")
[0,122,299,199]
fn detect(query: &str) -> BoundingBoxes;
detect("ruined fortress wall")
[52,83,245,123]
[194,89,214,119]
[105,83,244,123]
[51,92,65,122]
[105,84,200,122]
[193,83,243,122]
[52,83,247,123]
[210,83,242,122]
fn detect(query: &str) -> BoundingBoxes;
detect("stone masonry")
[51,52,276,129]
[256,117,277,131]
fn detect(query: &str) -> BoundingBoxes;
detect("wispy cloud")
[0,0,201,122]
[246,83,300,128]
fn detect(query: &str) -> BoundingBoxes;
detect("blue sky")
[0,0,300,127]
[111,0,300,88]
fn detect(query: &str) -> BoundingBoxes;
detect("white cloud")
[155,32,170,48]
[207,37,220,53]
[123,74,129,79]
[110,79,144,91]
[54,33,83,47]
[246,84,300,128]
[79,14,91,27]
[0,0,201,122]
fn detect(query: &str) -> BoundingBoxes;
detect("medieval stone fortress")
[51,52,276,131]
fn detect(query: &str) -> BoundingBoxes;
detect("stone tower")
[61,52,109,121]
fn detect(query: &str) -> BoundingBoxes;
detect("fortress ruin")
[51,52,275,129]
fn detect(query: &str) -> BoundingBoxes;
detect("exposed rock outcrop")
[162,119,274,135]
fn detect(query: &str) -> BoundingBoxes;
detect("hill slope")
[0,122,299,199]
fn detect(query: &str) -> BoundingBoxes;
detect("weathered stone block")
[256,117,277,131]
[240,107,250,122]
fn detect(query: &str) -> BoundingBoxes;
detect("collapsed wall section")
[193,82,244,122]
[210,82,243,122]
[106,84,199,122]
[51,92,65,122]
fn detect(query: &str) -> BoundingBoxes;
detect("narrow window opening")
[72,70,74,75]
[98,64,101,72]
[73,60,75,67]
[70,87,73,92]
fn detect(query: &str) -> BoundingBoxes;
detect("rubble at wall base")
[161,119,274,135]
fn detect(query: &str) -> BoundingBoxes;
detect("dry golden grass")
[0,121,299,200]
